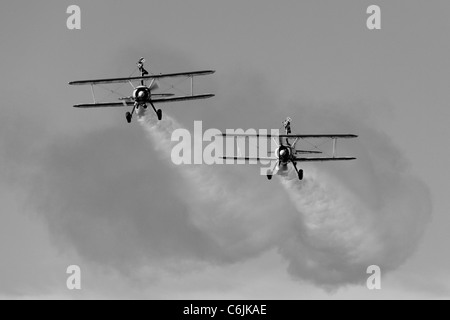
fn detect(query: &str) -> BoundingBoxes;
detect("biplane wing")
[74,102,135,108]
[69,70,216,86]
[73,94,215,108]
[219,133,358,139]
[293,157,356,162]
[150,94,215,104]
[220,156,278,161]
[220,156,356,162]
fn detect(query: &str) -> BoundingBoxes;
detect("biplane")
[220,118,358,180]
[69,58,215,123]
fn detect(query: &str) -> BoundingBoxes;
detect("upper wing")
[220,156,278,161]
[220,133,358,139]
[294,157,356,162]
[283,134,358,139]
[73,102,134,108]
[151,94,215,104]
[69,70,215,86]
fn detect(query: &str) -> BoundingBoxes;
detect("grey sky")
[1,0,449,299]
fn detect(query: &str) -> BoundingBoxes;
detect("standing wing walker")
[219,118,358,180]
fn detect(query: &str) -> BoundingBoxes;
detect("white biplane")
[220,118,358,180]
[69,58,215,123]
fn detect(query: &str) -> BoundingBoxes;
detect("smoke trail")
[137,114,289,262]
[276,166,381,286]
[138,110,432,288]
[277,162,431,287]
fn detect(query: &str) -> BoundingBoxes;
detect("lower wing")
[73,102,134,108]
[220,156,278,161]
[294,157,356,162]
[73,94,214,108]
[220,156,356,162]
[220,133,358,139]
[151,94,214,104]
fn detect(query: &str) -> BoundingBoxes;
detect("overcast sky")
[1,0,450,299]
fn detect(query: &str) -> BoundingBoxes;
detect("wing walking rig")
[220,117,358,180]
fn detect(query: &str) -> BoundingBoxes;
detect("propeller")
[148,79,159,91]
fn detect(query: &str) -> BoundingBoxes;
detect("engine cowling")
[277,146,291,163]
[133,86,150,103]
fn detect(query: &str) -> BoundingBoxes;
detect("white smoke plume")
[138,109,432,288]
[0,71,431,290]
[137,114,289,262]
[277,163,431,287]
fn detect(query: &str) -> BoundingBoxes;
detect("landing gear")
[266,161,279,181]
[156,109,163,121]
[126,104,137,124]
[292,161,304,181]
[126,112,132,123]
[149,102,163,120]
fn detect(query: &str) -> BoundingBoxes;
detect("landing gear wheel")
[126,112,132,124]
[267,175,273,180]
[157,109,163,121]
[298,169,304,181]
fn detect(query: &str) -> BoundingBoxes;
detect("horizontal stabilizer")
[296,150,323,154]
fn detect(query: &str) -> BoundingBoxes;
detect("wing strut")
[90,85,96,104]
[332,138,337,158]
[191,76,194,96]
